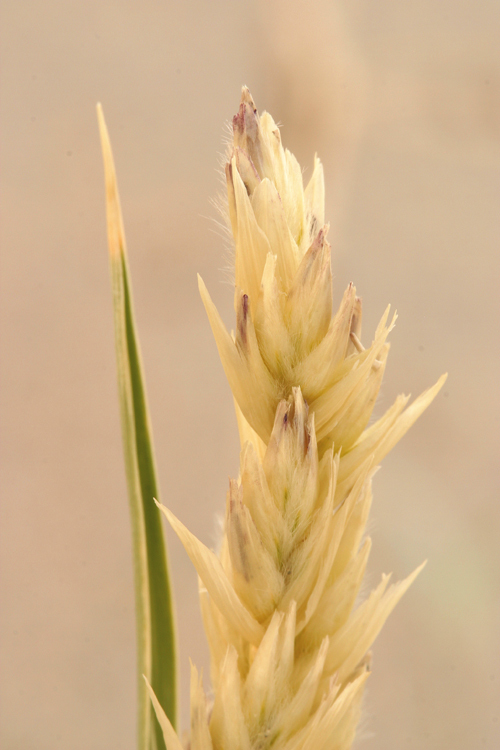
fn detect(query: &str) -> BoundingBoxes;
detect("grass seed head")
[152,88,447,750]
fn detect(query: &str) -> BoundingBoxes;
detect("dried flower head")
[149,88,446,750]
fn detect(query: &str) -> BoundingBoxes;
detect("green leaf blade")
[98,105,178,750]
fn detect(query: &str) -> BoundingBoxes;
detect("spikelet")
[152,88,447,749]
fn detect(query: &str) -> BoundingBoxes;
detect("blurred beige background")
[1,1,499,748]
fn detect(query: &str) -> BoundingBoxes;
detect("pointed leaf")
[98,105,177,750]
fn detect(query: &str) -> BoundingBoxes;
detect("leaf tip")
[97,104,125,261]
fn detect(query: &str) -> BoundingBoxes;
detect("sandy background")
[1,1,499,748]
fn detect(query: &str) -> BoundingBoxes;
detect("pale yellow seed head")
[149,88,447,750]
